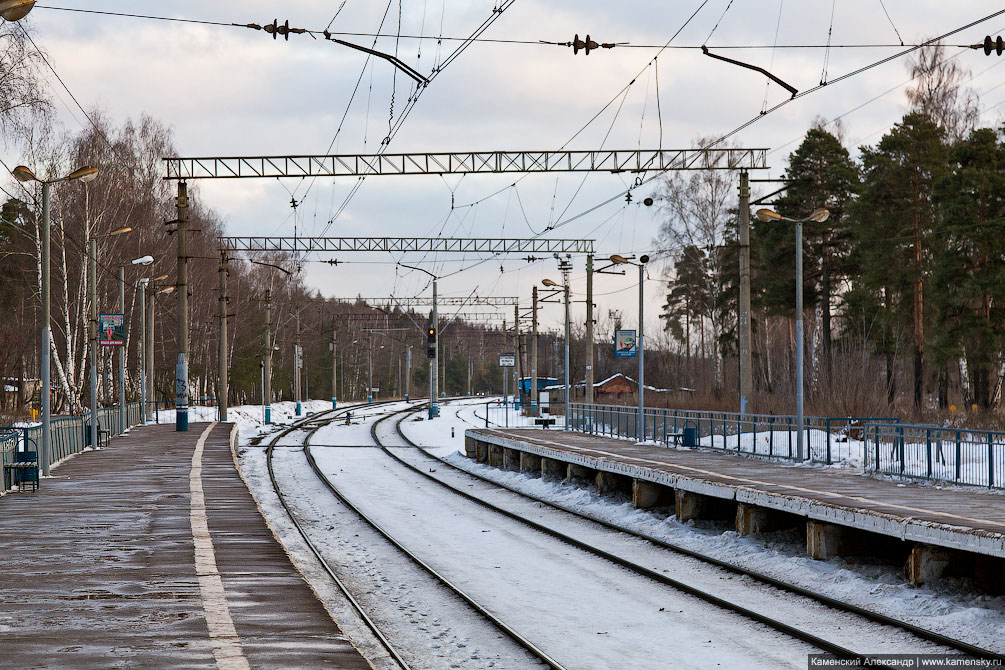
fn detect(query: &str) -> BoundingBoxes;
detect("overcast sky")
[15,1,1005,334]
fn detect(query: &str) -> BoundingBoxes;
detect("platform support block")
[488,445,504,468]
[519,452,542,474]
[905,544,952,585]
[806,520,852,560]
[541,458,565,480]
[502,448,521,472]
[633,479,672,509]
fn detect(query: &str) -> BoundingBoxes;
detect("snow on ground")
[312,442,819,669]
[402,400,1005,654]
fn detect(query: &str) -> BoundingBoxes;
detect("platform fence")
[479,399,563,429]
[0,402,145,493]
[863,422,1004,490]
[566,403,898,466]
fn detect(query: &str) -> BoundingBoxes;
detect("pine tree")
[849,112,948,410]
[931,127,1005,408]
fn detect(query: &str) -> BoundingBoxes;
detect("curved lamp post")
[755,207,829,461]
[14,164,99,476]
[541,277,570,424]
[609,254,650,440]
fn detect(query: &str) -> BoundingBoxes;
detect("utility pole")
[118,266,126,432]
[264,289,272,424]
[89,238,98,450]
[405,345,411,401]
[502,318,508,406]
[638,257,648,440]
[738,171,752,416]
[175,181,189,432]
[429,280,438,418]
[585,253,594,405]
[330,316,337,409]
[515,304,524,407]
[295,305,302,416]
[145,282,154,421]
[561,258,572,427]
[531,285,539,416]
[218,251,229,422]
[139,278,147,424]
[513,305,520,406]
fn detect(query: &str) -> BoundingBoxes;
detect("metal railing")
[864,422,1004,489]
[567,403,898,466]
[478,399,563,429]
[0,401,145,493]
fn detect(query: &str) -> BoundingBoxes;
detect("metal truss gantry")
[165,148,768,179]
[219,237,593,254]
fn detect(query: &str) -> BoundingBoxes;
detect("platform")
[0,422,370,669]
[466,428,1005,587]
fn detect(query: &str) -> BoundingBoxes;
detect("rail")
[864,422,1004,490]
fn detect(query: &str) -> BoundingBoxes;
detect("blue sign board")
[615,329,637,358]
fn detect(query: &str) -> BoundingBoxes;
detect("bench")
[534,417,556,429]
[4,451,38,492]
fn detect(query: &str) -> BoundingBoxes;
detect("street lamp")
[609,254,650,441]
[542,265,572,425]
[14,163,99,476]
[0,0,34,21]
[755,207,829,461]
[118,256,154,431]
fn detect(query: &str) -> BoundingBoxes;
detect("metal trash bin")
[682,421,698,447]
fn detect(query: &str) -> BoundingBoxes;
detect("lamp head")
[0,0,35,22]
[131,255,154,266]
[67,166,99,183]
[807,208,830,223]
[542,278,559,287]
[108,226,132,237]
[12,165,36,183]
[609,254,629,265]
[755,208,782,223]
[152,274,169,281]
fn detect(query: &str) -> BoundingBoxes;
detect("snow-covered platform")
[0,421,369,669]
[466,428,1005,588]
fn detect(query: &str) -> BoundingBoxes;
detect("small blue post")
[265,406,271,424]
[332,396,337,410]
[296,402,302,417]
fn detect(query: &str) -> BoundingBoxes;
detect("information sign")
[499,354,516,367]
[615,329,637,358]
[99,314,125,346]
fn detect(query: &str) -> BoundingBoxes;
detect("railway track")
[380,401,1004,663]
[264,401,414,670]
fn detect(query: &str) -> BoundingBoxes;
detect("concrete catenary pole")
[175,182,189,432]
[40,182,51,475]
[531,285,538,416]
[145,281,154,420]
[218,251,228,422]
[331,316,337,409]
[89,238,98,452]
[738,171,752,416]
[118,266,126,432]
[638,259,647,440]
[796,219,805,462]
[429,280,438,418]
[295,305,302,416]
[139,278,147,423]
[513,304,520,405]
[563,281,571,428]
[405,345,411,401]
[586,253,594,405]
[264,289,272,424]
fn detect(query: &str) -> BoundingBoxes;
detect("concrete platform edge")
[467,429,1005,559]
